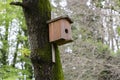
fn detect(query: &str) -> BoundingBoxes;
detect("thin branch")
[10,2,24,7]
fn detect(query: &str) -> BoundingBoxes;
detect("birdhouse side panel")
[49,23,54,42]
[49,21,61,42]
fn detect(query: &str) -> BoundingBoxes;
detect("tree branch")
[10,2,24,7]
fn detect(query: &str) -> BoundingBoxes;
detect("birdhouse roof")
[47,15,73,24]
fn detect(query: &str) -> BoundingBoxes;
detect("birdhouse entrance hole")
[65,29,68,34]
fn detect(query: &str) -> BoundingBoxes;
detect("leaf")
[19,48,31,57]
[117,27,120,35]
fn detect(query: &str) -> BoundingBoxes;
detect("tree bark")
[10,0,64,80]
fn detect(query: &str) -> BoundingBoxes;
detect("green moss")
[37,44,52,62]
[35,44,64,80]
[36,1,64,79]
[38,0,51,16]
[52,44,64,80]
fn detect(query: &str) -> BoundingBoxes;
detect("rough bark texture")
[10,0,64,80]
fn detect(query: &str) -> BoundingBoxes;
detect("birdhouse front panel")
[60,19,72,40]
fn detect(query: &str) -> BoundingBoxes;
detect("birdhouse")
[47,15,73,45]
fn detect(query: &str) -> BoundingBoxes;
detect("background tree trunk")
[10,0,64,80]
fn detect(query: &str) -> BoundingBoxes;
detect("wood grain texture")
[49,19,73,45]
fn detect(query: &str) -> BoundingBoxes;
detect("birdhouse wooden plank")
[47,15,73,45]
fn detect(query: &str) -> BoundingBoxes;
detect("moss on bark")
[38,0,51,15]
[10,0,64,80]
[52,44,64,80]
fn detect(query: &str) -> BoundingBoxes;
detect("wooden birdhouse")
[47,15,73,45]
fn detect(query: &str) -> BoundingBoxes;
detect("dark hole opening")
[65,29,68,33]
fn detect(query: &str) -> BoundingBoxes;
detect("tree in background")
[0,0,32,79]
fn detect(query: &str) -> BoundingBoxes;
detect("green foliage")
[71,25,79,40]
[115,49,120,57]
[96,42,110,53]
[19,47,32,68]
[0,0,32,79]
[0,65,32,80]
[117,27,120,35]
[98,70,112,80]
[96,2,103,8]
[17,35,28,43]
[115,0,120,7]
[0,65,19,79]
[93,0,104,8]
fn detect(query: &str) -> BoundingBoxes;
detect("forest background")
[1,0,120,80]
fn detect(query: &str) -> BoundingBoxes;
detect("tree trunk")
[10,0,64,80]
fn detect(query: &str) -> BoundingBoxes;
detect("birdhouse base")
[51,39,73,45]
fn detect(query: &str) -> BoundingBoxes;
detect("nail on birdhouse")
[47,15,73,45]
